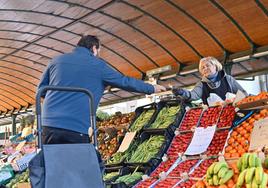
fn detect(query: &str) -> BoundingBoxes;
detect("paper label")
[249,118,268,151]
[185,125,216,155]
[117,131,136,152]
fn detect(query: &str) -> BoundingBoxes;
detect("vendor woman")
[173,56,248,105]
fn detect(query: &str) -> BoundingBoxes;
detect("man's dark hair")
[77,35,100,52]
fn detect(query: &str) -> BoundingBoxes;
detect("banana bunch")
[206,162,234,186]
[237,153,262,172]
[236,167,267,188]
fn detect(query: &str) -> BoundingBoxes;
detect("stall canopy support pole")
[12,114,17,135]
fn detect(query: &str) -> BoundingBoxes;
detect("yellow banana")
[214,162,228,174]
[208,162,216,175]
[259,173,267,188]
[218,167,229,178]
[219,170,234,185]
[237,157,243,171]
[237,169,247,187]
[251,176,258,188]
[245,167,255,184]
[242,153,250,169]
[255,166,263,184]
[213,175,219,186]
[249,153,257,168]
[255,157,262,167]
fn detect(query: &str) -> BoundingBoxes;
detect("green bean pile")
[148,106,180,129]
[129,109,155,132]
[128,135,165,163]
[114,172,143,185]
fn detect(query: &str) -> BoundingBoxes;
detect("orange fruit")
[231,131,238,137]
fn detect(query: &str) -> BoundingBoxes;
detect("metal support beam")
[12,114,17,135]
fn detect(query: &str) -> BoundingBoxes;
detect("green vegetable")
[127,135,165,163]
[129,109,155,132]
[114,172,143,185]
[106,152,125,165]
[103,172,120,181]
[148,106,180,129]
[5,169,29,188]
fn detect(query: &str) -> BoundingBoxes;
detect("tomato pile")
[199,106,222,128]
[206,130,229,156]
[190,158,217,178]
[167,132,193,158]
[179,108,203,131]
[217,105,235,128]
[174,179,196,188]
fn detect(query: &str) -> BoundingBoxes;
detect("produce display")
[205,130,229,156]
[98,112,135,128]
[174,180,196,188]
[147,105,181,129]
[98,128,126,160]
[114,172,143,186]
[205,162,234,186]
[224,109,268,158]
[167,132,193,158]
[129,109,155,132]
[168,159,199,177]
[106,152,126,165]
[5,169,29,188]
[217,105,235,128]
[179,108,203,131]
[103,171,120,182]
[127,135,165,163]
[135,177,158,188]
[155,178,181,188]
[97,112,135,160]
[236,91,268,105]
[190,158,217,178]
[199,106,222,128]
[150,158,177,177]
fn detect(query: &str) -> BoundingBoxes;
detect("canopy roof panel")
[0,0,268,114]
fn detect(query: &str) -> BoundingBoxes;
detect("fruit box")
[178,107,203,132]
[217,105,236,129]
[189,158,218,178]
[128,103,159,133]
[236,98,268,110]
[144,100,186,135]
[125,130,173,173]
[198,106,223,128]
[106,166,148,188]
[103,166,123,184]
[166,132,194,159]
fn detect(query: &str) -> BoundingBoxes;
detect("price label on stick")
[117,131,136,152]
[184,125,216,155]
[249,118,268,151]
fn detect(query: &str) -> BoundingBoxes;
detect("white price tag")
[159,172,167,180]
[142,175,149,181]
[162,154,168,162]
[175,130,180,136]
[185,125,216,155]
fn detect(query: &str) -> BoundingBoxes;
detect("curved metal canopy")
[0,0,268,114]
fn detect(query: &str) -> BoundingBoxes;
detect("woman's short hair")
[199,56,223,72]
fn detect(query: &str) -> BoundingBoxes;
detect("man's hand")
[153,85,166,93]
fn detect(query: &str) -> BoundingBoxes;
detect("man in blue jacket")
[38,35,166,144]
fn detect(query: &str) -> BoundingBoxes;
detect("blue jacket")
[38,47,154,134]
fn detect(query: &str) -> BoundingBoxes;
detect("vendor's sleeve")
[101,63,154,94]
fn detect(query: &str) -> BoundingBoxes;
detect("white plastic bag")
[225,92,236,103]
[207,93,224,106]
